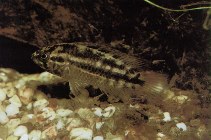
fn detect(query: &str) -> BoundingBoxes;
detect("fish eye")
[40,54,48,59]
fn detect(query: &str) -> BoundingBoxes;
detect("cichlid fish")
[32,42,168,102]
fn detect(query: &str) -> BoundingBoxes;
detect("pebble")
[174,95,188,104]
[27,114,34,119]
[0,89,6,101]
[29,130,41,140]
[56,108,73,117]
[66,118,84,130]
[77,108,94,119]
[5,87,16,98]
[163,112,171,122]
[26,103,32,110]
[15,80,26,89]
[20,134,29,140]
[20,114,34,124]
[5,103,20,116]
[18,88,34,104]
[33,99,49,111]
[41,107,56,121]
[56,119,65,130]
[0,72,8,82]
[0,111,9,124]
[102,106,116,117]
[176,122,187,131]
[13,125,28,136]
[96,122,104,130]
[41,126,57,139]
[69,127,93,140]
[157,132,165,137]
[34,91,47,100]
[5,119,21,135]
[93,107,103,117]
[9,95,22,107]
[93,136,104,140]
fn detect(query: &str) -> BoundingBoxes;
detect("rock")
[102,106,116,117]
[33,99,49,111]
[41,126,57,139]
[41,107,56,121]
[77,108,95,119]
[0,88,6,101]
[29,130,42,140]
[5,103,19,116]
[66,118,85,130]
[176,122,187,131]
[93,136,104,140]
[26,103,32,110]
[5,118,21,135]
[163,112,171,122]
[93,107,103,117]
[0,111,9,124]
[96,122,104,130]
[18,87,34,104]
[69,127,93,140]
[56,108,73,117]
[9,95,22,107]
[56,119,65,130]
[13,125,28,136]
[20,134,29,140]
[4,87,17,98]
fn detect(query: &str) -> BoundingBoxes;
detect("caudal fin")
[141,71,169,94]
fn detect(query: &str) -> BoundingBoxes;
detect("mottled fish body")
[32,42,167,102]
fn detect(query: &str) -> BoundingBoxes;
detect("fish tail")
[140,71,169,94]
[128,71,169,105]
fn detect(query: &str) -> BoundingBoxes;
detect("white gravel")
[163,112,171,122]
[93,107,103,117]
[41,107,56,121]
[0,111,9,124]
[0,88,6,101]
[102,106,116,117]
[93,136,104,140]
[69,127,93,140]
[56,108,73,117]
[14,125,28,136]
[176,122,187,131]
[9,95,22,107]
[33,99,49,111]
[19,134,29,140]
[29,130,41,140]
[5,103,20,116]
[56,119,65,130]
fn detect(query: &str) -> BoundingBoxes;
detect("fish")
[32,42,168,102]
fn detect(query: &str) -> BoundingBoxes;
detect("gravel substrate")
[0,68,210,140]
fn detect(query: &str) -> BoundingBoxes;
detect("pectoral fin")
[69,80,91,97]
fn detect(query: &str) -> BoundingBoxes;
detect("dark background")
[0,0,209,93]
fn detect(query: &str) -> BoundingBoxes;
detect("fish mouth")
[31,52,38,62]
[31,52,41,65]
[31,52,36,60]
